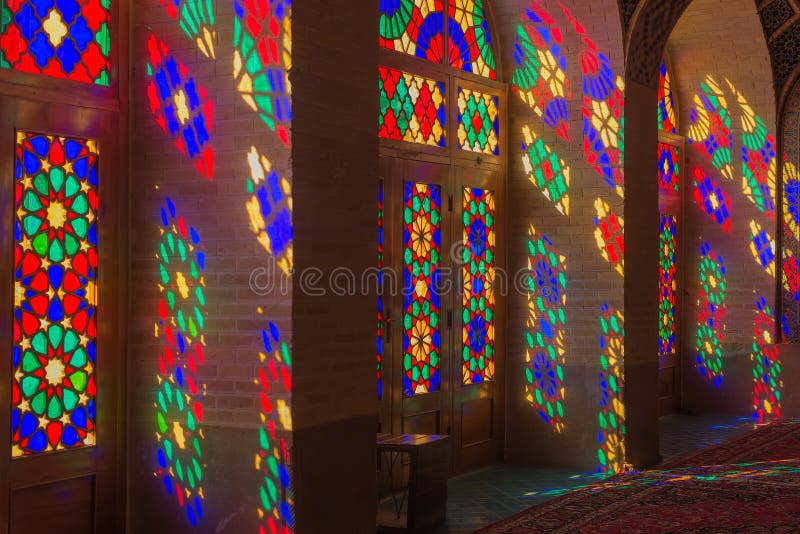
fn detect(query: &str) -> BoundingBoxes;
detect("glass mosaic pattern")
[457,87,499,155]
[659,215,677,356]
[379,65,446,147]
[521,124,570,215]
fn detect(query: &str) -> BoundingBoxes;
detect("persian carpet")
[476,420,800,533]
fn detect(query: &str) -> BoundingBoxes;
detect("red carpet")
[476,420,800,533]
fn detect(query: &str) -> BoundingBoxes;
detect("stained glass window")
[688,75,733,181]
[234,0,292,146]
[12,132,98,457]
[0,0,111,85]
[693,167,731,232]
[658,143,680,192]
[697,243,726,388]
[752,296,780,421]
[659,215,677,356]
[749,219,776,277]
[245,146,293,276]
[403,182,442,396]
[380,0,445,64]
[146,34,214,179]
[379,65,446,147]
[161,0,216,59]
[525,226,566,432]
[154,198,207,527]
[448,0,496,79]
[598,302,624,474]
[512,1,570,140]
[462,188,495,384]
[594,198,624,277]
[658,60,676,134]
[521,124,570,215]
[457,87,499,155]
[784,161,800,308]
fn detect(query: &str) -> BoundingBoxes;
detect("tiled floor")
[429,413,757,534]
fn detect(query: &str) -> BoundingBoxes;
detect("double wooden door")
[379,155,505,473]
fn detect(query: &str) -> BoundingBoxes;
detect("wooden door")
[0,98,124,533]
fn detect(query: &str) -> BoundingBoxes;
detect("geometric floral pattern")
[783,160,800,303]
[521,124,570,215]
[146,34,215,179]
[659,215,678,356]
[512,1,570,140]
[12,132,98,457]
[234,0,292,146]
[379,65,446,147]
[696,243,726,389]
[658,60,677,134]
[448,0,496,79]
[752,296,781,422]
[688,75,733,181]
[403,182,442,396]
[598,302,625,474]
[659,142,680,192]
[594,198,624,277]
[161,0,216,59]
[693,167,731,232]
[525,226,566,432]
[154,198,207,527]
[0,0,111,85]
[457,87,499,155]
[462,188,495,384]
[749,219,776,277]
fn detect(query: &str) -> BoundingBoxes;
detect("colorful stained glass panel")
[380,0,445,64]
[379,65,446,147]
[448,0,496,79]
[658,143,680,192]
[457,87,499,155]
[658,60,676,134]
[659,215,677,356]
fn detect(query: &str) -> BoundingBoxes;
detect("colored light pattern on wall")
[598,303,625,474]
[403,182,442,396]
[521,125,570,215]
[245,146,293,275]
[256,322,294,534]
[378,0,496,79]
[12,132,98,457]
[658,60,677,134]
[749,219,776,277]
[0,0,110,85]
[752,297,781,422]
[377,180,384,400]
[696,243,726,388]
[524,226,566,432]
[561,5,624,198]
[161,0,216,59]
[457,87,499,155]
[688,76,733,181]
[511,1,570,140]
[658,143,680,192]
[783,161,800,303]
[234,0,292,146]
[692,167,731,232]
[594,198,624,277]
[379,65,446,147]
[154,198,207,527]
[659,215,677,356]
[462,188,496,384]
[146,34,214,179]
[727,81,776,217]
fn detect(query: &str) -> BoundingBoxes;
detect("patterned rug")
[476,420,800,533]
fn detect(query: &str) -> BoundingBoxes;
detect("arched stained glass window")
[380,0,496,80]
[658,60,677,134]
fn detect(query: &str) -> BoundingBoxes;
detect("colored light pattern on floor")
[696,243,726,388]
[457,87,499,155]
[521,125,570,215]
[379,0,445,62]
[161,0,216,59]
[154,198,207,527]
[598,302,625,474]
[0,0,111,85]
[659,215,677,356]
[692,167,731,232]
[378,65,446,147]
[245,147,293,276]
[524,226,566,432]
[377,180,384,400]
[658,143,680,192]
[688,75,733,181]
[727,81,776,217]
[146,34,214,179]
[403,182,442,396]
[752,297,781,422]
[658,60,676,134]
[462,188,496,384]
[12,132,98,456]
[234,0,292,146]
[594,198,624,277]
[749,220,775,277]
[511,1,570,140]
[256,322,294,534]
[783,161,800,302]
[448,0,496,79]
[561,5,625,198]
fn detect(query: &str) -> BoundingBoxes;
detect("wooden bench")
[376,433,450,533]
